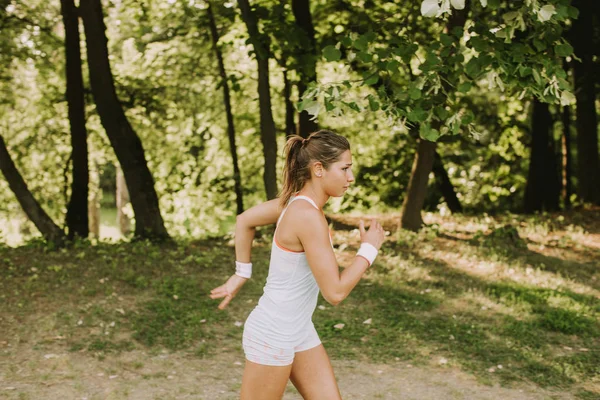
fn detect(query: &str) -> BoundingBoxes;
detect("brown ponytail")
[279,130,350,207]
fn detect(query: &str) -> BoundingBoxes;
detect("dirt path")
[1,344,575,400]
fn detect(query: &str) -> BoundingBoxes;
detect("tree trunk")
[60,0,89,240]
[432,151,462,213]
[116,164,131,236]
[88,166,100,239]
[238,0,278,200]
[0,135,66,246]
[400,139,436,231]
[79,0,170,240]
[572,0,600,204]
[207,4,244,215]
[283,70,296,136]
[292,0,318,137]
[561,105,573,209]
[524,100,561,212]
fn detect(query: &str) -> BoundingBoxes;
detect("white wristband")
[235,261,252,279]
[357,242,378,267]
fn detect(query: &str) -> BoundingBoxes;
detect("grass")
[0,208,599,397]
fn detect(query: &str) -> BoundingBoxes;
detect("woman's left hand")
[209,274,248,309]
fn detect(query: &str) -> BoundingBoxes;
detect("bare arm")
[297,209,384,306]
[210,198,282,309]
[235,198,282,262]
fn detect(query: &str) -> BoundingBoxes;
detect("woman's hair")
[279,129,350,207]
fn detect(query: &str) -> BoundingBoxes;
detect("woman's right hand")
[359,218,385,250]
[209,274,248,310]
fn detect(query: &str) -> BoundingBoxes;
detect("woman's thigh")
[240,360,292,400]
[289,344,342,400]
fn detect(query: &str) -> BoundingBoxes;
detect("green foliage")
[301,0,576,144]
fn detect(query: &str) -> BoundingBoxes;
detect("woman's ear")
[313,162,323,177]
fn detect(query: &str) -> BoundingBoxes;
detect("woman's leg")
[289,344,342,400]
[240,360,292,400]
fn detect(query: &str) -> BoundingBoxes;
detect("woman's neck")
[298,183,329,210]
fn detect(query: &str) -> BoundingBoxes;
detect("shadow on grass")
[316,246,600,390]
[436,231,600,292]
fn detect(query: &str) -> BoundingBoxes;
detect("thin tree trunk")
[292,0,318,137]
[401,140,436,230]
[79,0,170,240]
[572,0,600,204]
[238,0,278,200]
[400,7,468,230]
[562,105,573,209]
[88,165,100,239]
[283,70,296,136]
[0,135,66,246]
[207,4,244,214]
[524,100,560,212]
[60,0,89,240]
[432,151,462,213]
[116,164,131,236]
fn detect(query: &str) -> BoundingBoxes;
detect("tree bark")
[79,0,170,240]
[237,0,278,200]
[401,140,436,230]
[116,164,131,236]
[60,0,89,240]
[0,135,66,246]
[571,0,600,204]
[208,4,244,215]
[524,100,560,212]
[88,166,100,239]
[561,105,573,209]
[432,151,462,213]
[283,70,296,136]
[292,0,318,137]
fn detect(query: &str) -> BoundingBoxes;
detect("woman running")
[209,130,385,400]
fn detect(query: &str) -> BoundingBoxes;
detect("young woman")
[210,130,385,400]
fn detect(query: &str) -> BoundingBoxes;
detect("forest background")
[1,0,598,244]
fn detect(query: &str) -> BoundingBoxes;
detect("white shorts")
[242,323,321,366]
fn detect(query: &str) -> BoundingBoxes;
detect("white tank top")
[244,195,327,345]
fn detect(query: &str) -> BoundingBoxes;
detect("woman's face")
[321,150,354,197]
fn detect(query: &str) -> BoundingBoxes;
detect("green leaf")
[357,51,373,63]
[368,95,380,111]
[353,36,369,51]
[386,60,400,74]
[421,0,440,18]
[420,124,441,142]
[538,5,555,22]
[440,34,453,47]
[465,58,481,78]
[533,38,546,52]
[434,107,449,120]
[457,82,472,93]
[409,87,422,100]
[322,45,341,62]
[567,6,579,19]
[555,43,573,57]
[532,68,543,85]
[560,90,576,106]
[301,100,321,117]
[450,0,465,10]
[408,108,428,123]
[364,74,379,86]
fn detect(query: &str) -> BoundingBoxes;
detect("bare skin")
[210,150,385,399]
